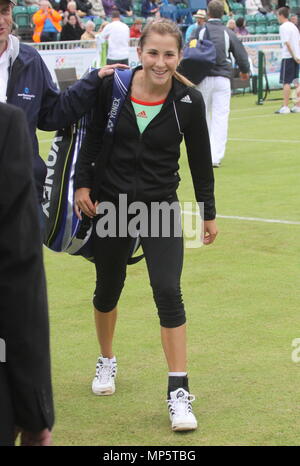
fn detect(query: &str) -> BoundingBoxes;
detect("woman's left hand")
[203,219,218,245]
[98,63,130,79]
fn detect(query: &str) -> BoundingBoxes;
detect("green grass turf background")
[38,90,300,446]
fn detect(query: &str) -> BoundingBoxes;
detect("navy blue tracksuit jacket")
[6,41,101,201]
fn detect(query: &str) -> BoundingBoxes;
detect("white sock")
[168,372,187,377]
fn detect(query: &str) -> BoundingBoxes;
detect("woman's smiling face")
[137,32,182,87]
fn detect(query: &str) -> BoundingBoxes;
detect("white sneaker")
[275,106,290,114]
[290,106,300,113]
[92,356,117,396]
[166,388,198,431]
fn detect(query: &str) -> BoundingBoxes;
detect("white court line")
[230,105,279,113]
[228,137,300,144]
[182,211,300,225]
[230,114,282,120]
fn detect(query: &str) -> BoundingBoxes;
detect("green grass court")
[38,90,300,446]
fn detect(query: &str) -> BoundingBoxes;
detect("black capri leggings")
[92,198,186,328]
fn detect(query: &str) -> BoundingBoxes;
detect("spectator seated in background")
[25,0,39,6]
[185,17,197,43]
[61,0,91,17]
[76,0,92,16]
[141,0,159,18]
[60,11,84,39]
[59,0,70,11]
[226,18,236,31]
[102,0,115,17]
[185,9,206,43]
[89,0,105,17]
[114,0,132,16]
[32,0,62,42]
[63,1,82,24]
[130,17,143,37]
[81,18,97,43]
[235,16,249,35]
[245,0,264,15]
[261,0,272,12]
[173,0,193,24]
[49,0,61,10]
[290,14,300,32]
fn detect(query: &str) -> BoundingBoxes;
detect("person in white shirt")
[245,0,263,16]
[275,7,300,114]
[100,9,130,65]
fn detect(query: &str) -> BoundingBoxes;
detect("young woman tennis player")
[74,18,217,431]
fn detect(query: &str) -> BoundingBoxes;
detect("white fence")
[29,35,282,86]
[29,39,140,83]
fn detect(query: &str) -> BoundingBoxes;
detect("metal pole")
[257,50,264,105]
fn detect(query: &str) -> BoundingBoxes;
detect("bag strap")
[106,68,145,264]
[83,69,133,210]
[105,68,133,135]
[92,68,133,194]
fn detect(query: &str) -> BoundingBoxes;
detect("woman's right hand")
[74,188,96,220]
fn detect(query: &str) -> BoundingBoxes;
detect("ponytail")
[174,70,195,88]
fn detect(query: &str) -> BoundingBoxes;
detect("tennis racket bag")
[178,26,217,85]
[42,68,142,264]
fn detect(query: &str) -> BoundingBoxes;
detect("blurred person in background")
[245,0,263,15]
[290,14,300,32]
[192,0,249,167]
[141,0,159,18]
[226,18,236,31]
[32,0,62,42]
[129,17,143,38]
[102,0,116,16]
[25,0,40,6]
[100,9,129,64]
[76,0,92,16]
[89,0,105,17]
[114,0,132,16]
[275,6,300,114]
[81,18,97,43]
[62,1,83,24]
[235,16,249,36]
[60,12,84,39]
[185,9,206,43]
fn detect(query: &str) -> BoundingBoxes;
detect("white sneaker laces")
[166,393,195,415]
[95,362,113,384]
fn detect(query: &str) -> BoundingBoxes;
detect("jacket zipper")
[130,90,188,201]
[133,131,143,202]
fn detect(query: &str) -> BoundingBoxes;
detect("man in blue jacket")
[0,102,53,446]
[0,0,123,205]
